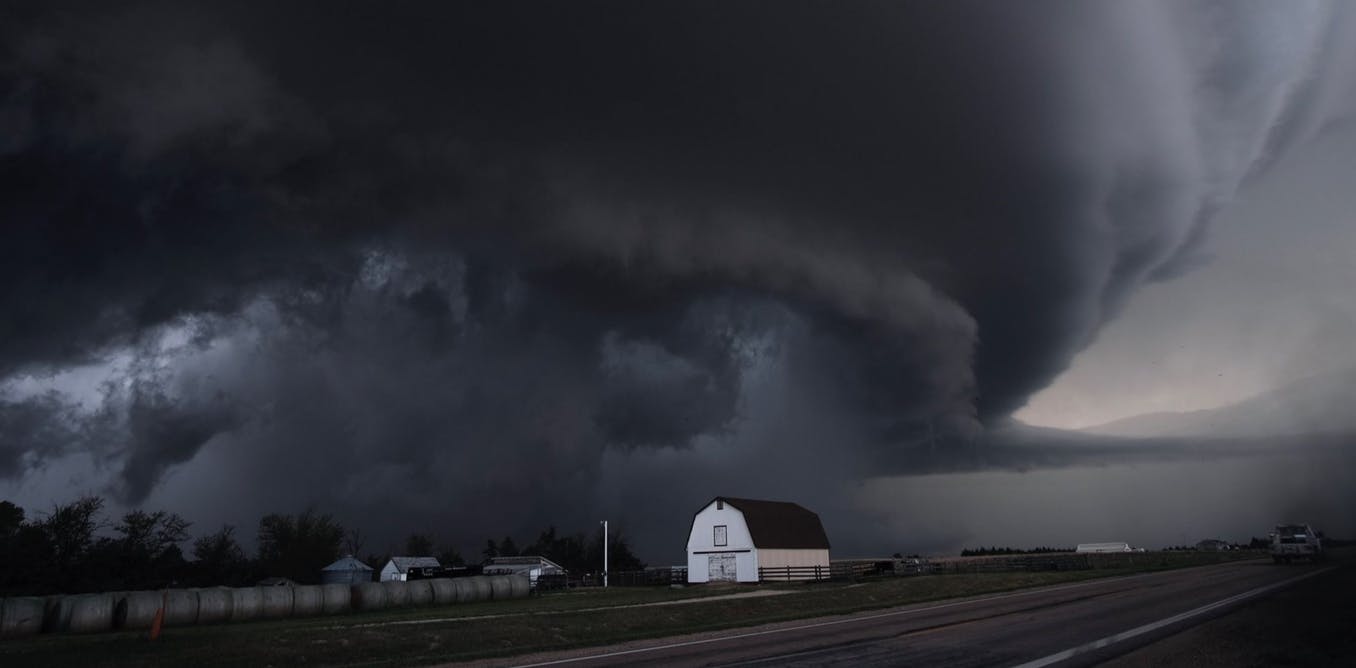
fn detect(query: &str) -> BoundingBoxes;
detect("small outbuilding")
[686,496,831,584]
[321,555,374,584]
[380,556,442,582]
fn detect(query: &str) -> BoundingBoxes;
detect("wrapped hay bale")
[231,587,262,622]
[380,580,410,608]
[450,578,475,603]
[259,586,293,619]
[114,591,160,630]
[320,583,350,615]
[67,593,115,633]
[508,574,530,599]
[193,588,233,625]
[463,576,492,602]
[163,590,199,627]
[350,582,387,611]
[406,580,433,607]
[42,595,71,633]
[1,597,46,638]
[291,585,323,617]
[428,578,457,605]
[488,575,512,600]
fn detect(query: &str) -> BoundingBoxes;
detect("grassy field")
[0,551,1261,667]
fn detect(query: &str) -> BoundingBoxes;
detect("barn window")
[717,500,723,510]
[714,525,728,546]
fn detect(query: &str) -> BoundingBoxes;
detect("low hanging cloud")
[2,2,1354,554]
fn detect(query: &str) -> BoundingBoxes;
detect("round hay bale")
[291,585,323,617]
[350,582,387,611]
[193,588,233,625]
[406,580,433,607]
[381,580,410,608]
[42,595,71,633]
[488,575,513,600]
[1,597,46,638]
[463,576,492,602]
[450,578,475,603]
[67,593,115,633]
[320,583,351,615]
[259,586,293,619]
[428,578,457,605]
[159,589,198,627]
[114,591,160,630]
[508,574,530,599]
[230,587,262,622]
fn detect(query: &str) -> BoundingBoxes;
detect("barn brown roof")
[715,496,831,549]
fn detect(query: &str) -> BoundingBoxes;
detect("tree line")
[0,496,643,596]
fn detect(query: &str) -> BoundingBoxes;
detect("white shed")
[686,496,831,584]
[380,556,441,581]
[1075,542,1132,554]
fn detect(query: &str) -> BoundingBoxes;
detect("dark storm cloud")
[2,2,1353,552]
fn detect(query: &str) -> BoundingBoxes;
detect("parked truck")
[1270,524,1323,563]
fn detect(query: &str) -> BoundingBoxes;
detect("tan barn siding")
[756,548,830,570]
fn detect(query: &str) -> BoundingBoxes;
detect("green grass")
[0,551,1266,667]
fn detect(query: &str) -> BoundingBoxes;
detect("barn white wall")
[379,562,405,581]
[686,500,759,583]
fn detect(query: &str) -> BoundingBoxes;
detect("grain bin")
[66,593,116,633]
[428,578,457,605]
[259,586,293,618]
[320,583,351,615]
[231,587,262,622]
[193,588,233,625]
[381,580,411,607]
[351,582,387,611]
[1,597,46,638]
[406,580,433,607]
[321,555,374,585]
[291,585,323,617]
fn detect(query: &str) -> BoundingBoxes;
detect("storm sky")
[3,1,1355,560]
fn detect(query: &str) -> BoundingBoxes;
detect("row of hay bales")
[1,574,528,639]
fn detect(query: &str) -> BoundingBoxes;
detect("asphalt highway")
[494,560,1335,668]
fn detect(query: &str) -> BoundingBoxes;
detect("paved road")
[490,560,1334,667]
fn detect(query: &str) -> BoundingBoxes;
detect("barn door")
[707,553,737,582]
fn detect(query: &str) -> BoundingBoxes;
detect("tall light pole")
[600,520,609,587]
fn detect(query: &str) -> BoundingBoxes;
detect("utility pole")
[600,520,609,587]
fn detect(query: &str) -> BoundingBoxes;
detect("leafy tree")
[405,532,434,556]
[438,546,465,566]
[39,496,105,572]
[0,500,23,537]
[192,525,249,585]
[257,509,344,583]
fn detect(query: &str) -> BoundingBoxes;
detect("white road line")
[510,573,1156,667]
[1011,567,1336,668]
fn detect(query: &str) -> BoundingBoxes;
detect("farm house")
[379,556,441,581]
[482,555,566,586]
[685,496,831,583]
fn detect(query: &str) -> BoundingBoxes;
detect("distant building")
[1075,542,1133,553]
[380,556,441,582]
[482,556,565,585]
[1196,539,1230,552]
[321,555,374,584]
[686,496,831,584]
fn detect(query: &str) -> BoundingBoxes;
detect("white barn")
[380,556,441,581]
[686,496,831,584]
[1075,542,1132,554]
